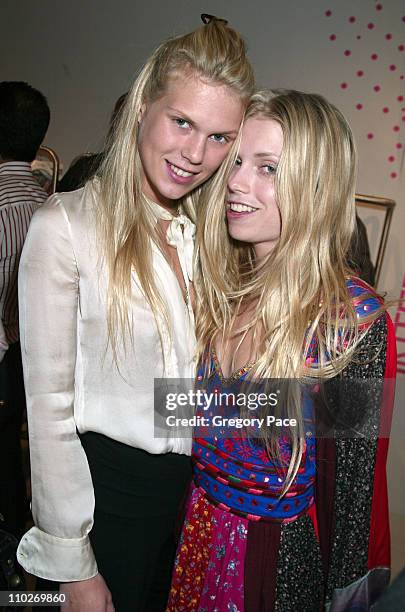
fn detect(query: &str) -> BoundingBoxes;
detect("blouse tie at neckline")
[146,198,196,282]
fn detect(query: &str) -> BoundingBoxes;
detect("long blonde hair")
[196,90,385,490]
[94,18,254,358]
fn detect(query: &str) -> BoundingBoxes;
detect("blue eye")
[262,164,277,175]
[175,118,190,129]
[210,134,227,144]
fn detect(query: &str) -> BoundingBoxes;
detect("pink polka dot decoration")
[324,6,404,180]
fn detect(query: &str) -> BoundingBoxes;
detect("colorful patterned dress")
[167,279,396,612]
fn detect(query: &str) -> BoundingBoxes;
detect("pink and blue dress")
[167,279,396,611]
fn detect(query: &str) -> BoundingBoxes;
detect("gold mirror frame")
[36,145,60,194]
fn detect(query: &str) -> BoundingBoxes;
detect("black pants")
[0,341,26,538]
[80,432,192,612]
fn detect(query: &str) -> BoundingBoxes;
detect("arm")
[16,195,97,581]
[0,318,7,362]
[318,313,393,603]
[0,209,9,362]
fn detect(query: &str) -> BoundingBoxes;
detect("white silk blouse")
[16,183,196,581]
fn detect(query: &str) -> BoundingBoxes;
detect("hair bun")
[200,13,228,25]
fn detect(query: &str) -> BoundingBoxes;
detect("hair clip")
[201,13,228,25]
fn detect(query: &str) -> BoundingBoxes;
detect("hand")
[60,574,114,611]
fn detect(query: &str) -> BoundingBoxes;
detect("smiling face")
[227,116,283,259]
[137,72,244,211]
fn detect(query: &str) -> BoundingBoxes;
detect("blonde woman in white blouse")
[17,16,254,612]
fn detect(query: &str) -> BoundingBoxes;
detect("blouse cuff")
[171,437,192,456]
[17,526,98,582]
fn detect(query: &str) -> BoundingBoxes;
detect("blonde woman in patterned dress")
[168,90,396,611]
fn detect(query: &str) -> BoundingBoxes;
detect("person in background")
[167,90,395,611]
[57,93,128,193]
[349,214,375,285]
[17,15,254,612]
[0,81,50,538]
